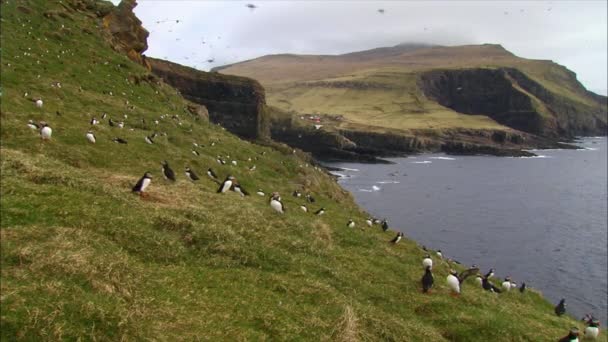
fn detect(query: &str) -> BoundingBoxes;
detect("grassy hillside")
[1,1,604,340]
[218,44,605,136]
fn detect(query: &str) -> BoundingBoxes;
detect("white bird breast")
[585,326,599,338]
[141,178,151,192]
[35,100,43,108]
[86,133,95,143]
[501,282,511,291]
[422,258,433,269]
[221,180,232,193]
[447,275,460,293]
[270,200,283,213]
[40,127,52,139]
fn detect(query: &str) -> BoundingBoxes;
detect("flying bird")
[246,3,257,9]
[377,8,385,14]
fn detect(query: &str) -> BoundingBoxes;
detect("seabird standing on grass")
[436,250,443,259]
[557,327,580,342]
[306,194,315,203]
[583,315,600,339]
[270,192,285,213]
[300,204,308,212]
[502,277,512,292]
[446,270,461,296]
[390,232,404,244]
[347,219,355,228]
[145,135,155,144]
[112,137,128,144]
[40,122,52,140]
[422,255,433,269]
[485,268,495,279]
[366,218,373,227]
[35,99,43,108]
[231,181,249,196]
[256,189,265,196]
[27,120,39,130]
[217,175,234,193]
[207,168,218,180]
[381,219,389,232]
[185,167,199,181]
[519,282,526,293]
[555,299,567,316]
[85,131,96,143]
[422,266,434,293]
[314,207,325,216]
[132,172,152,194]
[90,117,99,125]
[161,161,176,181]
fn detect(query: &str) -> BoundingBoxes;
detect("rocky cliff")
[419,68,607,137]
[101,0,150,69]
[149,58,270,140]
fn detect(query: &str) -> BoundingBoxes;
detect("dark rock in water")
[441,141,536,157]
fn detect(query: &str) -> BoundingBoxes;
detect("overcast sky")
[111,1,607,95]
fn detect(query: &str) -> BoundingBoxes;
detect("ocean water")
[326,137,608,324]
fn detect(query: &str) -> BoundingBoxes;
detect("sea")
[325,137,607,324]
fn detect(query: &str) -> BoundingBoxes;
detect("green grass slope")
[1,1,604,340]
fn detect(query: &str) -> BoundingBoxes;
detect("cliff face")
[149,58,270,140]
[419,68,607,137]
[101,0,150,69]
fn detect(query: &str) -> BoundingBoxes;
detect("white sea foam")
[376,180,400,184]
[430,156,456,160]
[519,155,552,159]
[358,189,373,192]
[372,185,381,191]
[330,172,348,178]
[412,161,432,164]
[340,167,360,172]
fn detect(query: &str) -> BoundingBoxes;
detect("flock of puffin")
[27,99,601,340]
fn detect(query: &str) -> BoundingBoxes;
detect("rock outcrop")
[149,58,270,140]
[101,0,150,69]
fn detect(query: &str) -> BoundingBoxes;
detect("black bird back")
[422,267,434,293]
[163,163,176,181]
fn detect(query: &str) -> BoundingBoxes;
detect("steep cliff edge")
[419,68,607,137]
[148,58,270,140]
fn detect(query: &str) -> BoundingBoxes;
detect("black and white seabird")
[112,137,128,144]
[185,167,199,181]
[519,282,526,293]
[292,190,302,198]
[306,194,315,203]
[557,327,579,342]
[314,207,325,216]
[422,255,433,269]
[40,123,52,140]
[35,99,43,108]
[446,270,461,296]
[85,131,96,143]
[381,219,389,232]
[436,250,443,259]
[256,189,265,196]
[207,168,218,180]
[109,118,115,127]
[583,315,600,339]
[231,182,249,196]
[27,120,39,130]
[485,268,495,279]
[482,276,502,293]
[422,265,434,293]
[555,298,567,316]
[132,172,152,194]
[390,232,403,244]
[366,218,373,227]
[270,192,285,214]
[192,150,200,156]
[90,117,99,125]
[161,161,176,181]
[145,135,155,144]
[217,175,235,193]
[501,276,512,292]
[300,204,308,212]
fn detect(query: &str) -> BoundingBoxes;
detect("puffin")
[132,172,152,194]
[248,165,256,171]
[217,175,234,193]
[446,270,461,296]
[422,255,433,269]
[501,277,512,292]
[519,282,526,293]
[381,219,389,232]
[292,190,302,198]
[231,182,249,196]
[40,122,52,140]
[256,189,265,196]
[300,204,308,212]
[117,121,124,129]
[192,150,200,156]
[365,218,373,227]
[557,327,579,342]
[583,315,600,339]
[185,167,199,181]
[161,161,176,182]
[207,168,218,180]
[112,137,128,144]
[35,99,43,108]
[436,250,443,259]
[231,160,237,166]
[421,266,434,293]
[347,219,355,228]
[306,194,315,203]
[390,232,404,244]
[482,276,500,293]
[269,192,285,214]
[144,135,155,144]
[314,208,325,216]
[109,118,115,127]
[27,120,39,130]
[90,117,99,125]
[484,268,495,279]
[555,299,567,316]
[475,275,483,287]
[85,131,96,143]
